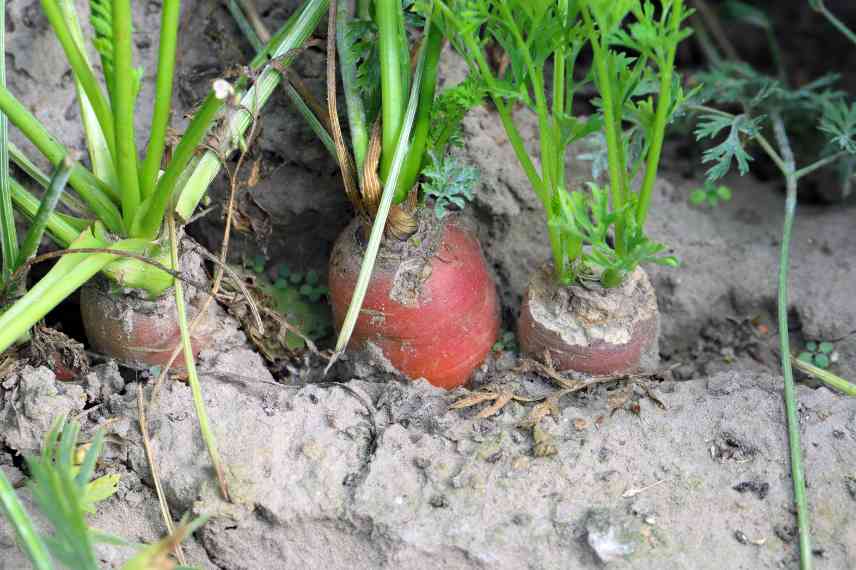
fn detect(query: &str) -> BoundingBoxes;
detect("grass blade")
[330,9,432,362]
[27,419,99,570]
[0,0,17,285]
[167,213,230,501]
[120,515,209,570]
[74,430,105,491]
[15,157,73,267]
[111,0,141,225]
[139,0,181,198]
[0,469,54,570]
[791,356,856,396]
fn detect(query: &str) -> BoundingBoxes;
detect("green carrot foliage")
[433,0,692,286]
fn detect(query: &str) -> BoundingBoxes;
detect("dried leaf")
[449,391,500,410]
[608,385,632,412]
[640,383,667,410]
[521,398,559,427]
[477,392,514,418]
[532,423,557,458]
[247,159,262,188]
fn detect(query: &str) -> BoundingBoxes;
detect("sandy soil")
[1,1,855,569]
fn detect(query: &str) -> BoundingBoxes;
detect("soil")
[2,1,856,569]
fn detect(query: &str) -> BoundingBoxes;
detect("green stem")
[39,0,116,161]
[498,2,556,195]
[112,0,141,225]
[10,178,82,246]
[57,0,117,188]
[794,151,848,180]
[441,9,546,202]
[332,10,432,361]
[132,94,223,238]
[167,215,230,502]
[589,32,626,256]
[356,0,370,19]
[228,0,338,163]
[228,0,264,51]
[174,0,329,222]
[376,0,406,179]
[0,227,151,353]
[791,357,856,396]
[769,112,813,570]
[9,142,91,218]
[0,470,53,570]
[140,0,181,198]
[395,22,443,203]
[0,86,124,233]
[0,0,16,285]
[336,0,369,182]
[15,157,73,268]
[636,0,682,228]
[811,0,856,47]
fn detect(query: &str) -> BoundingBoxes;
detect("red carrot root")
[80,246,216,371]
[329,215,499,389]
[518,265,659,375]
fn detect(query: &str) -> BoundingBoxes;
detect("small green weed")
[492,330,518,353]
[798,341,835,370]
[690,181,732,207]
[0,416,203,569]
[243,256,332,351]
[421,152,480,219]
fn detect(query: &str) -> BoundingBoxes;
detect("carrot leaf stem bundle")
[433,0,691,287]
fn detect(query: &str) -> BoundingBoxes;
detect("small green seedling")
[422,153,480,219]
[0,416,204,570]
[492,330,518,353]
[252,254,267,275]
[798,341,835,370]
[246,259,332,350]
[690,181,732,207]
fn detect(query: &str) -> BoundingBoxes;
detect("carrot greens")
[432,0,691,287]
[0,0,330,354]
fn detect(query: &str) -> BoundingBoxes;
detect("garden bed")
[1,1,855,569]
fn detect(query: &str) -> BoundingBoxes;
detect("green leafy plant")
[247,259,333,349]
[421,152,479,218]
[798,340,835,370]
[320,0,487,360]
[432,0,692,288]
[689,180,732,207]
[0,416,204,569]
[0,0,330,353]
[688,4,856,568]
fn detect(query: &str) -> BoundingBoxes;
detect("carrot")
[329,218,499,389]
